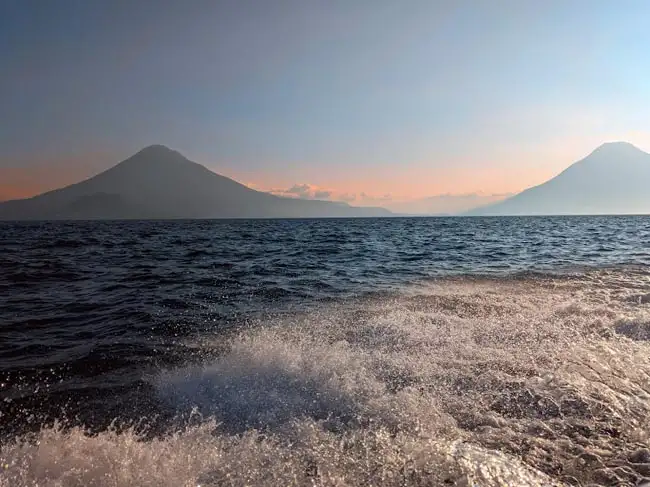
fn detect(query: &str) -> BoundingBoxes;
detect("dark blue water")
[1,216,650,436]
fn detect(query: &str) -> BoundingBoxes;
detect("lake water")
[2,216,650,486]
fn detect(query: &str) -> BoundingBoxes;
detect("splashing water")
[2,271,650,486]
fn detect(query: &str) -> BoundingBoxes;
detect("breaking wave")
[3,271,650,486]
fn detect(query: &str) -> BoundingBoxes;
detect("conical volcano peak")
[589,141,644,157]
[120,144,191,169]
[467,140,650,215]
[0,143,392,219]
[134,144,184,158]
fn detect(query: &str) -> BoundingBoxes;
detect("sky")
[2,0,650,212]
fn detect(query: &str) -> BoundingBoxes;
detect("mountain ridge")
[466,142,650,216]
[0,145,391,220]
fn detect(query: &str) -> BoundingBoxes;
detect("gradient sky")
[2,0,650,208]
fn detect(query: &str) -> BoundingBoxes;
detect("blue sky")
[2,0,650,207]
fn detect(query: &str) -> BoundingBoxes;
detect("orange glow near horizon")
[3,134,650,204]
[0,153,110,201]
[0,159,560,203]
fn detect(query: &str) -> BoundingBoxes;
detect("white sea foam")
[3,271,650,486]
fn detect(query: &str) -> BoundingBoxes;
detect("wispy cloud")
[254,181,511,214]
[268,183,334,200]
[266,183,395,205]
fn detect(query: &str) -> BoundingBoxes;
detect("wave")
[2,271,650,486]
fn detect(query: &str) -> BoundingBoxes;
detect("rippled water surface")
[2,216,650,486]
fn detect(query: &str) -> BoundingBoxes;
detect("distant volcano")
[0,145,391,220]
[467,142,650,215]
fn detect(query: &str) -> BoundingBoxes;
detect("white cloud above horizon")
[248,182,512,214]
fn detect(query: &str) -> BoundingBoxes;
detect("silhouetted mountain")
[388,193,511,215]
[467,142,650,215]
[0,145,391,220]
